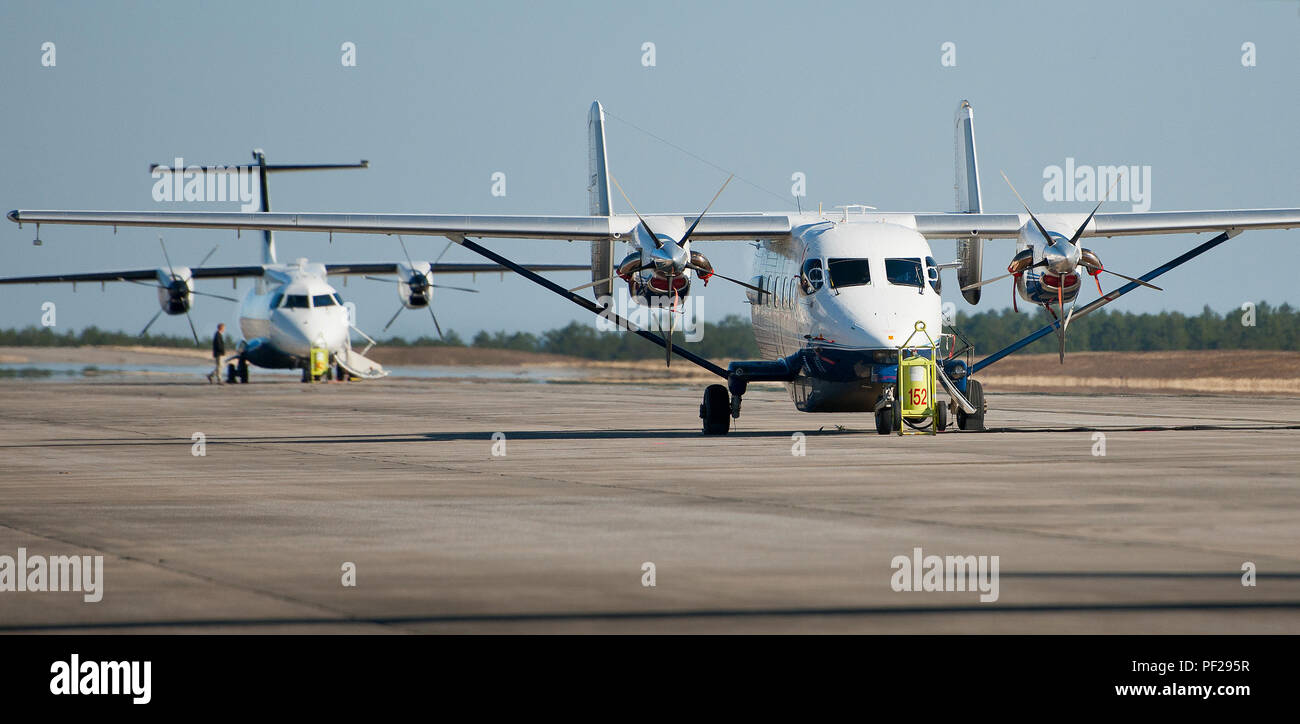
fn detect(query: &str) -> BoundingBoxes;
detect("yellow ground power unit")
[310,346,329,381]
[896,321,943,436]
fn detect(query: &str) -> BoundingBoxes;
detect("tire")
[700,384,731,435]
[237,358,249,384]
[934,402,948,432]
[301,367,311,383]
[336,363,347,382]
[225,363,237,384]
[874,406,892,435]
[956,379,986,431]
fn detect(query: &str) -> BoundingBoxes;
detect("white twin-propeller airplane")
[7,101,1299,433]
[1,150,586,383]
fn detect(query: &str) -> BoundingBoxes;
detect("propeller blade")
[569,275,608,292]
[183,308,200,345]
[428,305,444,339]
[1000,171,1055,247]
[139,308,164,336]
[665,281,675,368]
[195,243,221,269]
[428,284,479,293]
[1066,177,1122,248]
[679,175,734,247]
[686,264,769,296]
[960,259,1046,291]
[124,278,237,302]
[609,174,663,249]
[1056,282,1065,364]
[432,240,454,266]
[382,304,404,332]
[189,289,240,303]
[158,236,176,277]
[363,275,399,283]
[1098,267,1163,291]
[397,235,416,268]
[960,270,1016,292]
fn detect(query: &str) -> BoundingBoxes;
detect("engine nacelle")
[397,261,433,309]
[155,266,194,315]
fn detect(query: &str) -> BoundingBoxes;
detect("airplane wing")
[0,266,265,285]
[907,209,1300,239]
[6,210,794,241]
[0,262,587,286]
[9,208,1300,242]
[324,262,589,275]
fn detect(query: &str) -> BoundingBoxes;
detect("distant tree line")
[950,302,1298,355]
[1,303,1296,359]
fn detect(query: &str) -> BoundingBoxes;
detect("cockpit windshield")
[885,258,924,288]
[283,294,311,309]
[312,294,336,307]
[827,258,871,289]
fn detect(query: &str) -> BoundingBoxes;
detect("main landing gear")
[700,384,731,435]
[955,378,986,431]
[225,356,249,384]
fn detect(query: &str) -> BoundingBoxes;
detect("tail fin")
[953,100,984,304]
[588,101,615,301]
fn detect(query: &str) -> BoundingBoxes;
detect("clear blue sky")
[2,0,1297,340]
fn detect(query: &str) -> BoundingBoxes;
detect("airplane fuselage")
[747,220,944,412]
[233,259,350,370]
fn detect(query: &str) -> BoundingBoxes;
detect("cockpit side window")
[800,258,824,294]
[925,256,941,293]
[885,258,924,288]
[284,294,311,309]
[269,292,284,309]
[827,258,870,289]
[312,294,336,307]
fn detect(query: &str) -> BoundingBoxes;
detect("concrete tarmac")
[1,377,1298,633]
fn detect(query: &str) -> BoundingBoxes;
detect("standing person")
[207,323,226,384]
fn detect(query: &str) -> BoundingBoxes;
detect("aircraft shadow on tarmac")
[4,592,1300,633]
[5,422,1300,448]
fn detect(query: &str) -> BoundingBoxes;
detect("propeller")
[133,237,235,343]
[962,173,1166,363]
[376,236,478,336]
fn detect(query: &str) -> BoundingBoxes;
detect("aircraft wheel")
[336,363,347,382]
[225,363,237,384]
[700,384,731,435]
[874,406,892,435]
[956,379,986,431]
[237,358,249,384]
[934,403,948,432]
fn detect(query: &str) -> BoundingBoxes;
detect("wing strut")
[969,230,1238,375]
[451,237,728,378]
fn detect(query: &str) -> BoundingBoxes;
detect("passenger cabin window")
[827,258,871,289]
[284,294,311,309]
[885,258,924,288]
[801,258,824,294]
[312,294,337,307]
[925,256,941,293]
